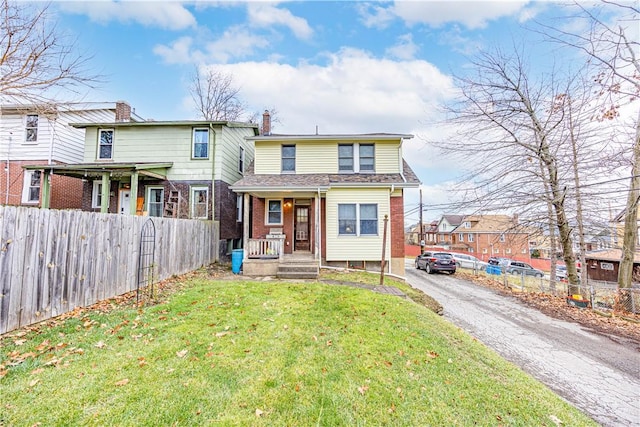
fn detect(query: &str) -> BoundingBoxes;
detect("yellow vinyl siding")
[325,188,390,261]
[254,139,402,175]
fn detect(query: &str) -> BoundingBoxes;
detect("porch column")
[40,170,51,209]
[100,172,110,213]
[314,192,320,260]
[243,193,250,260]
[129,170,139,215]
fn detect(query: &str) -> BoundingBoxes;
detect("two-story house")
[448,214,530,260]
[27,119,258,256]
[433,214,464,247]
[0,101,139,209]
[231,125,420,277]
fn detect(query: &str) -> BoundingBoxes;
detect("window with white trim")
[339,143,375,173]
[91,181,109,209]
[482,248,488,254]
[506,248,511,254]
[146,187,164,217]
[190,186,209,219]
[25,115,38,142]
[499,234,506,242]
[338,203,378,236]
[463,221,471,228]
[458,233,464,242]
[266,199,282,225]
[192,128,209,159]
[236,194,243,222]
[468,233,474,242]
[22,170,41,203]
[282,145,295,172]
[98,129,114,159]
[238,146,245,173]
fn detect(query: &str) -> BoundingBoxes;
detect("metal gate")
[137,218,156,304]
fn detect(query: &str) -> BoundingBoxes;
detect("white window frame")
[238,146,245,173]
[338,144,354,172]
[338,203,378,236]
[463,221,471,228]
[600,262,614,271]
[506,248,511,254]
[458,232,464,242]
[98,129,114,160]
[91,181,109,209]
[22,170,41,204]
[359,144,375,172]
[25,114,38,143]
[266,199,283,225]
[339,143,375,173]
[236,194,243,222]
[468,233,474,242]
[146,186,165,217]
[499,234,506,242]
[482,248,488,254]
[192,128,209,159]
[190,186,209,219]
[281,145,295,173]
[469,248,474,253]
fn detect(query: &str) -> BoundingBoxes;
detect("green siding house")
[34,120,258,256]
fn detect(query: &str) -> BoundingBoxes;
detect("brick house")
[0,102,139,209]
[231,120,420,278]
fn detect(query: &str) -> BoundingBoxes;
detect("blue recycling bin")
[231,249,244,274]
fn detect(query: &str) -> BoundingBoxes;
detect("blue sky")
[47,1,632,224]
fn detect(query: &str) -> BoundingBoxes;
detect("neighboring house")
[0,101,139,209]
[423,220,440,245]
[584,249,640,283]
[612,207,640,247]
[231,124,420,277]
[27,119,258,256]
[448,214,530,260]
[434,214,465,248]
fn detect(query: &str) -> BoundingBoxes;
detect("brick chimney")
[262,110,271,135]
[115,101,131,122]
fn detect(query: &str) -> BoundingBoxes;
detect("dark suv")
[415,252,456,274]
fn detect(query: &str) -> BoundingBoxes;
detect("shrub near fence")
[0,206,219,335]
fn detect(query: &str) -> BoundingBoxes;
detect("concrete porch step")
[277,261,319,279]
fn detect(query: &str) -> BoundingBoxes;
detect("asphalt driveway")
[405,264,640,427]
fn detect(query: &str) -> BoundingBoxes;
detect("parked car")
[487,257,512,267]
[505,261,544,278]
[451,253,488,270]
[415,252,456,274]
[556,265,567,280]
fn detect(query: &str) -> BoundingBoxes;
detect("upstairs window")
[192,128,209,159]
[338,144,354,172]
[282,145,295,172]
[359,144,375,172]
[98,129,114,159]
[238,146,245,173]
[468,233,474,242]
[458,232,464,242]
[22,170,41,203]
[25,115,38,142]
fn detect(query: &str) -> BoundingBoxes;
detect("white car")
[451,253,488,270]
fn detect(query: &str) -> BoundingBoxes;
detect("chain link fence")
[482,268,640,315]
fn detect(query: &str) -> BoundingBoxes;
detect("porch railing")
[247,238,284,259]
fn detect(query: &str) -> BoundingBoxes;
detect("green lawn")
[0,269,595,426]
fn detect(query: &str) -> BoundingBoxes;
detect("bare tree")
[0,0,98,104]
[541,2,640,292]
[189,67,247,121]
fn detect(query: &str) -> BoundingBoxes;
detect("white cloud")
[386,33,420,60]
[153,36,197,64]
[58,1,196,30]
[384,0,533,29]
[247,3,313,39]
[357,2,398,29]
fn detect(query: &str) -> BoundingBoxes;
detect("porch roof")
[23,162,173,180]
[231,159,420,194]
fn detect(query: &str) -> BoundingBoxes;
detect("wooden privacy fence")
[0,206,219,335]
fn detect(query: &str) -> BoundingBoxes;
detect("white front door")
[119,190,131,215]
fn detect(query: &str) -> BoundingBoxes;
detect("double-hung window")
[191,186,209,219]
[236,195,243,222]
[338,144,354,172]
[147,187,164,217]
[91,181,109,208]
[468,233,474,242]
[458,232,464,242]
[25,115,38,142]
[359,144,375,172]
[192,128,209,159]
[339,143,375,172]
[266,200,282,225]
[238,146,245,173]
[338,203,378,236]
[22,170,41,203]
[282,145,295,172]
[98,129,114,159]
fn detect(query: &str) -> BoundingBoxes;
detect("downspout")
[210,124,216,222]
[317,187,322,266]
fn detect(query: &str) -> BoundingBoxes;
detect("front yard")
[0,268,595,426]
